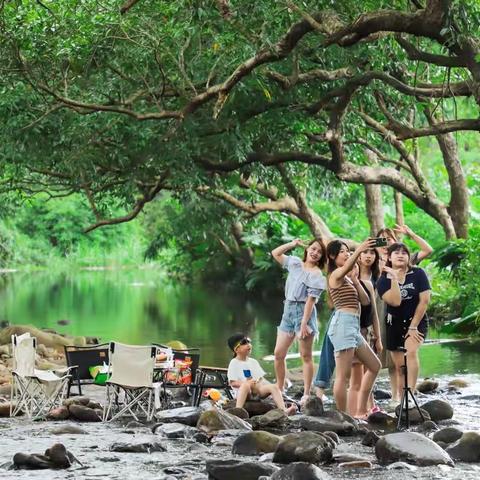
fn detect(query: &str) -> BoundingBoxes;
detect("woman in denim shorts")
[326,239,381,418]
[271,238,327,405]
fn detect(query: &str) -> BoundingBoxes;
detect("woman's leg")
[405,334,424,392]
[314,321,336,397]
[354,343,381,416]
[332,348,355,413]
[299,334,315,397]
[389,350,405,401]
[274,331,295,391]
[347,362,363,416]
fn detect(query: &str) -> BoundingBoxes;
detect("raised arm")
[348,264,370,306]
[330,238,376,286]
[271,239,304,266]
[395,224,433,262]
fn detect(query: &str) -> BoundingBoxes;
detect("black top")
[359,279,373,329]
[376,267,431,321]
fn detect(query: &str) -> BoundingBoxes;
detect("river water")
[1,269,479,378]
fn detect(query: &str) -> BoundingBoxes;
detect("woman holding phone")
[271,238,327,404]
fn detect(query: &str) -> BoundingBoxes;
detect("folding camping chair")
[102,342,158,422]
[10,333,72,420]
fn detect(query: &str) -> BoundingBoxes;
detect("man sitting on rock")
[227,333,297,415]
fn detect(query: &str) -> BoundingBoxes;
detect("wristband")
[408,327,418,331]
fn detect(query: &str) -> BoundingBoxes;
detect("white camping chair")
[102,342,158,422]
[10,333,72,420]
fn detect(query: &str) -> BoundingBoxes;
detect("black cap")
[227,333,246,352]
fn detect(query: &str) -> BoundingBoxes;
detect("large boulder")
[394,404,431,424]
[301,396,324,417]
[197,408,252,434]
[224,399,275,416]
[154,406,204,427]
[446,431,480,462]
[206,459,278,480]
[432,427,463,445]
[420,399,454,421]
[375,432,454,466]
[232,431,280,455]
[270,462,332,480]
[273,431,334,464]
[250,409,289,431]
[293,415,357,436]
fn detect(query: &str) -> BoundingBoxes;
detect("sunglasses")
[235,337,252,349]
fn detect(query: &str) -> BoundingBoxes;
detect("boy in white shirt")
[227,333,297,415]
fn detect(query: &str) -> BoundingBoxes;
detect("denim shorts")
[278,301,318,338]
[327,310,365,353]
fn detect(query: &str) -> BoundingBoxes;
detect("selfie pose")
[326,239,381,418]
[271,239,326,404]
[376,243,431,401]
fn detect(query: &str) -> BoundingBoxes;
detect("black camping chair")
[64,344,109,396]
[195,366,234,406]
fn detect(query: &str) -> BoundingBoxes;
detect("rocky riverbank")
[1,326,480,479]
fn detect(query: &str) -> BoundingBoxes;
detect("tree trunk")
[230,222,254,268]
[364,184,384,236]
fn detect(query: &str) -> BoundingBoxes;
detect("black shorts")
[386,315,428,351]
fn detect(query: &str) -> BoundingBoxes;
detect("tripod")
[397,347,424,430]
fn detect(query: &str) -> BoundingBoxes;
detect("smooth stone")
[460,394,480,401]
[50,424,87,435]
[421,399,454,421]
[386,461,418,471]
[373,389,392,400]
[205,459,278,480]
[46,406,70,421]
[273,431,333,464]
[250,409,288,431]
[224,399,275,416]
[45,443,73,468]
[301,396,324,417]
[446,431,480,462]
[0,402,13,417]
[333,453,368,463]
[270,462,332,479]
[433,427,463,445]
[68,404,101,422]
[110,442,166,453]
[417,379,439,393]
[375,431,454,466]
[362,431,380,446]
[367,411,396,428]
[192,432,210,444]
[448,379,469,388]
[338,460,372,468]
[63,396,90,407]
[13,452,52,469]
[394,404,431,424]
[153,422,198,439]
[197,408,252,434]
[294,415,357,436]
[415,420,439,433]
[155,406,204,427]
[225,407,249,420]
[323,431,339,445]
[232,431,280,455]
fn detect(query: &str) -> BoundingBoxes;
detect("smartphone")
[374,237,388,247]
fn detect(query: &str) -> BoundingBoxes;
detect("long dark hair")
[302,238,327,269]
[385,242,412,269]
[359,248,380,282]
[326,240,349,274]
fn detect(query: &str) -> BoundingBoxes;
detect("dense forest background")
[0,0,479,328]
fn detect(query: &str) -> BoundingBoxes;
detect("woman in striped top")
[326,239,381,418]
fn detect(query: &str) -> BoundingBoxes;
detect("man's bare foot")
[285,404,298,416]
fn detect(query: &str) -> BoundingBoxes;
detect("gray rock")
[301,396,324,417]
[432,427,463,445]
[394,404,431,424]
[362,431,380,446]
[338,460,373,468]
[446,431,480,462]
[250,409,289,431]
[415,420,439,433]
[273,431,333,464]
[294,415,357,436]
[224,399,275,416]
[386,461,418,471]
[110,442,166,453]
[13,452,52,469]
[416,379,439,393]
[206,459,278,480]
[68,404,101,422]
[420,399,454,421]
[323,431,339,445]
[50,424,87,435]
[46,406,70,421]
[375,432,454,466]
[270,462,332,479]
[63,396,90,407]
[152,422,198,439]
[459,394,480,401]
[232,431,280,455]
[197,408,252,434]
[225,407,249,420]
[367,411,396,428]
[333,453,369,463]
[373,389,392,400]
[155,406,204,427]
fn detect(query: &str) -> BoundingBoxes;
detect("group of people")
[226,225,432,419]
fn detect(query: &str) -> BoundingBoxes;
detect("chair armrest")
[198,366,228,373]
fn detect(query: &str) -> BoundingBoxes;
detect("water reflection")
[0,270,478,376]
